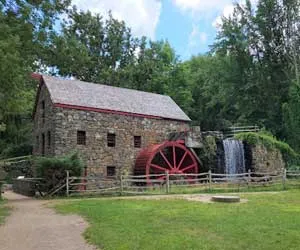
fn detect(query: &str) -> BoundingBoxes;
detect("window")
[47,131,51,148]
[36,135,39,150]
[106,166,116,177]
[77,131,86,145]
[41,133,45,156]
[41,100,45,124]
[134,136,141,148]
[107,133,116,147]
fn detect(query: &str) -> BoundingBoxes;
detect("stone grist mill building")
[33,74,201,182]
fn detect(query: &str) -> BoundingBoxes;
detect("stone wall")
[250,144,285,173]
[53,108,189,178]
[33,83,55,156]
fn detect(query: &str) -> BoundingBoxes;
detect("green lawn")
[56,190,300,250]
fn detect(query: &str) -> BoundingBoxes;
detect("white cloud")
[212,0,258,29]
[173,0,232,13]
[72,0,162,39]
[189,25,207,47]
[212,4,235,28]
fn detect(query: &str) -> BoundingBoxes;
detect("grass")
[0,198,9,225]
[55,189,300,250]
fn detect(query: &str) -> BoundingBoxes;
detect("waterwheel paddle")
[134,141,198,185]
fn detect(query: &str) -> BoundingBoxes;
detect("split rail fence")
[65,169,300,196]
[225,125,259,137]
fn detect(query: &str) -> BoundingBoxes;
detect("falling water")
[223,139,246,174]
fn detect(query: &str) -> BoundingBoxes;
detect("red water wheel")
[134,141,198,185]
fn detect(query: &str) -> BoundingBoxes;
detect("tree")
[0,0,70,158]
[211,0,300,139]
[45,8,186,96]
[45,9,138,84]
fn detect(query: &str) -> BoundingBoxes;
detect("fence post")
[66,170,69,197]
[166,172,170,194]
[282,168,286,190]
[120,175,123,196]
[208,170,212,191]
[247,169,251,189]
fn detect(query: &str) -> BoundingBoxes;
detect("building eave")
[54,103,191,122]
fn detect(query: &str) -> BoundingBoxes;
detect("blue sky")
[156,0,217,59]
[71,0,246,61]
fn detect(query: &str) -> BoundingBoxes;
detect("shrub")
[34,152,84,194]
[198,136,217,171]
[288,165,300,171]
[235,131,299,165]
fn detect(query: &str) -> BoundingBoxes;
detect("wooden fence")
[225,125,259,137]
[65,169,300,196]
[0,155,32,167]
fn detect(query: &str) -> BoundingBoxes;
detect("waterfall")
[223,139,246,174]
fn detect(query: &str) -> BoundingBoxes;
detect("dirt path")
[0,191,97,250]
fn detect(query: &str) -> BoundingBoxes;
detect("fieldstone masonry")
[33,84,55,156]
[250,144,285,173]
[33,82,189,179]
[54,108,188,177]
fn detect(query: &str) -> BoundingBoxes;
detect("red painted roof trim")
[54,103,188,122]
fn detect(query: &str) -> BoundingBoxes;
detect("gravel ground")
[0,191,97,250]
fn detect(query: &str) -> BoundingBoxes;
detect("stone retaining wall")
[250,144,285,172]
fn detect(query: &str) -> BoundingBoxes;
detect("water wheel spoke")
[135,141,198,185]
[150,164,167,172]
[177,151,187,170]
[181,164,196,173]
[173,146,176,169]
[159,150,173,169]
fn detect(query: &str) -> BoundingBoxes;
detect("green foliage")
[235,132,299,165]
[35,152,83,177]
[211,0,300,138]
[0,0,71,158]
[34,152,84,193]
[56,190,300,250]
[283,81,300,152]
[288,165,300,171]
[1,0,300,162]
[198,136,217,171]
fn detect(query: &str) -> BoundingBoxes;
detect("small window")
[36,135,39,149]
[107,166,116,177]
[41,133,45,156]
[77,131,86,145]
[47,131,51,148]
[41,101,45,124]
[134,136,141,148]
[107,133,116,147]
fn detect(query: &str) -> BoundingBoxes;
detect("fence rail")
[65,169,300,196]
[0,155,32,166]
[225,125,259,137]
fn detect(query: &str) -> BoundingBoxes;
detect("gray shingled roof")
[42,75,191,121]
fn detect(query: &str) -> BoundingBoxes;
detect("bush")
[34,152,84,194]
[198,135,217,171]
[235,131,299,165]
[288,165,300,171]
